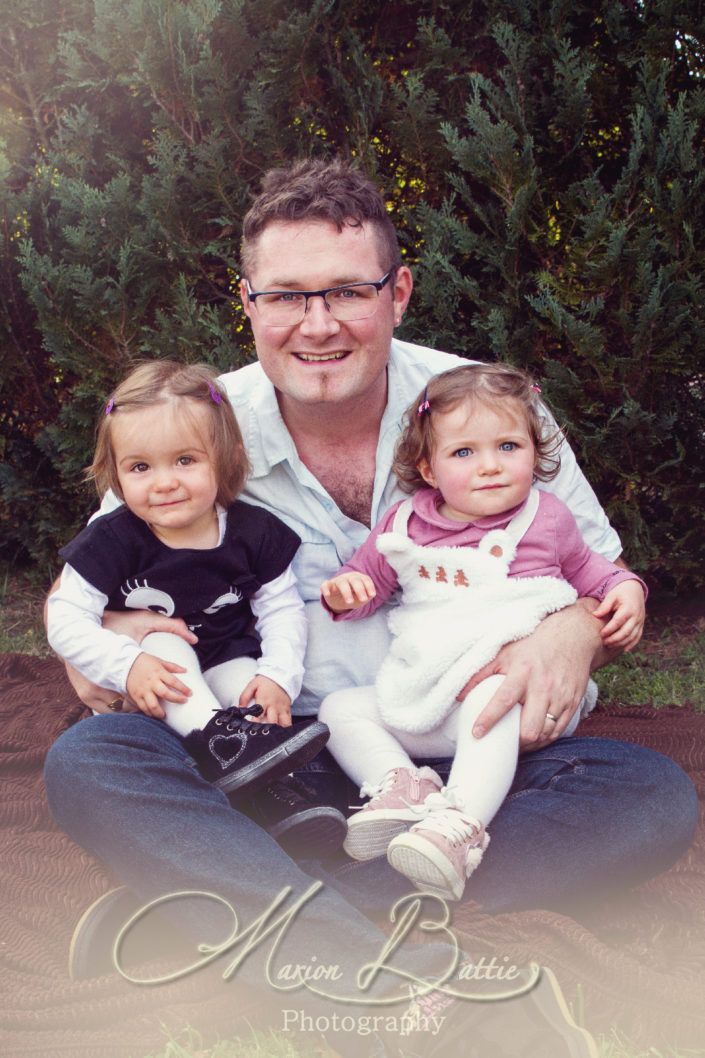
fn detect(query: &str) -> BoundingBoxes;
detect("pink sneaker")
[386,793,489,901]
[343,766,443,861]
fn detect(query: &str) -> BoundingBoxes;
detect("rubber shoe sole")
[214,720,329,795]
[343,814,415,861]
[387,830,467,900]
[69,886,190,981]
[270,805,347,859]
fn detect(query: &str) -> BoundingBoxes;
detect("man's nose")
[297,294,341,338]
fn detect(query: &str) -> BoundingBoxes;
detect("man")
[44,159,697,1054]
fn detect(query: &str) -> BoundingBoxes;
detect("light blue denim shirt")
[218,338,621,714]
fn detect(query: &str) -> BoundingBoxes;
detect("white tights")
[140,632,258,737]
[319,675,581,826]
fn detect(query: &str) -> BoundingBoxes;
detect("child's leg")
[320,687,444,861]
[140,632,221,737]
[387,675,517,901]
[443,673,520,825]
[319,686,417,788]
[141,634,328,796]
[202,655,258,709]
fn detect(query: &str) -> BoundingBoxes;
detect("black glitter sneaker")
[234,775,347,859]
[182,705,329,796]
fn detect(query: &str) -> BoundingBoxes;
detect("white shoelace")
[359,766,403,801]
[420,792,483,846]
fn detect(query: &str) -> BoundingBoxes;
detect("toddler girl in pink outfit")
[319,363,646,901]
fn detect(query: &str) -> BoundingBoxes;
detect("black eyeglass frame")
[244,270,395,322]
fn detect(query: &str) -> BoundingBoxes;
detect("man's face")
[240,220,412,412]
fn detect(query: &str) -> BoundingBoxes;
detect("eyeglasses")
[245,271,394,326]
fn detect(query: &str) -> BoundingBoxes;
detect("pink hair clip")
[417,388,431,416]
[105,398,115,415]
[530,383,541,394]
[208,382,223,405]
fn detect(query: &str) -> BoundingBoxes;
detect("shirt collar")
[244,369,300,478]
[411,487,530,530]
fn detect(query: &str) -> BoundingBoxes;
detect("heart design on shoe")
[209,732,248,769]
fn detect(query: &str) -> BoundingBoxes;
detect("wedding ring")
[545,712,558,723]
[106,697,124,712]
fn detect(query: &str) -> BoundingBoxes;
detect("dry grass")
[599,603,705,710]
[0,565,52,657]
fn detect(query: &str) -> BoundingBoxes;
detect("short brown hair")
[240,159,401,278]
[88,360,250,505]
[393,362,562,492]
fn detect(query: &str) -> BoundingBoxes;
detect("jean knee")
[44,714,169,822]
[44,721,96,822]
[642,749,699,852]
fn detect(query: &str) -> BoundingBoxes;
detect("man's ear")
[391,265,413,324]
[417,457,437,488]
[240,278,252,319]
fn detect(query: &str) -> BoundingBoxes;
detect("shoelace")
[419,793,483,847]
[359,767,405,802]
[212,704,277,735]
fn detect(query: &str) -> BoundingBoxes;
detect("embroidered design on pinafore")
[373,488,578,734]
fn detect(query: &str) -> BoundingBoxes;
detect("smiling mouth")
[294,351,349,362]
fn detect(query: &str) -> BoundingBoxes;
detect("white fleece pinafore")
[319,489,596,824]
[374,489,579,734]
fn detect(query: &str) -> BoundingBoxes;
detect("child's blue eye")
[453,448,472,458]
[500,442,517,452]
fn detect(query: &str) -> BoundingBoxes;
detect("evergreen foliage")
[0,0,703,589]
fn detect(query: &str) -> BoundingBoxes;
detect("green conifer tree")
[0,0,703,589]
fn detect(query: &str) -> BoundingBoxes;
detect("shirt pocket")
[291,530,345,602]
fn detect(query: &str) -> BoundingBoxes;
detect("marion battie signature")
[111,883,539,1005]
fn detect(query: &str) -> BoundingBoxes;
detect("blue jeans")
[44,715,697,985]
[44,714,450,998]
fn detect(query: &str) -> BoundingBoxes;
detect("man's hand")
[64,663,141,714]
[460,599,613,751]
[102,609,198,646]
[238,675,292,726]
[593,580,646,651]
[321,572,377,613]
[125,653,191,719]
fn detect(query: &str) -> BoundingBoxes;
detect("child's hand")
[593,580,646,651]
[321,572,377,613]
[239,675,292,726]
[125,652,191,719]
